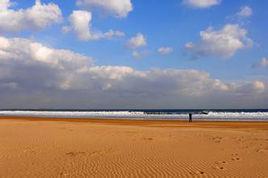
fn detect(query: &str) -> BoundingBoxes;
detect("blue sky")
[20,0,268,80]
[0,0,267,109]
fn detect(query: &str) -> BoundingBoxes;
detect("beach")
[0,117,268,177]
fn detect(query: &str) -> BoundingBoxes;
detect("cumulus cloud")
[235,80,266,95]
[68,10,93,41]
[237,6,253,18]
[0,36,92,70]
[0,0,62,32]
[0,36,93,92]
[253,81,265,92]
[253,57,268,68]
[183,0,221,8]
[158,47,173,55]
[127,33,147,49]
[63,10,125,41]
[102,30,125,39]
[76,0,133,18]
[0,36,267,109]
[185,24,253,58]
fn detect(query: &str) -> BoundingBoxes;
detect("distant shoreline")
[1,109,268,121]
[1,116,268,129]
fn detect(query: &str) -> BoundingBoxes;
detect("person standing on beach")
[189,113,192,122]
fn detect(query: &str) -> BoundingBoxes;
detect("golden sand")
[0,117,268,177]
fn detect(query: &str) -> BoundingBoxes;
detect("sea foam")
[0,110,268,121]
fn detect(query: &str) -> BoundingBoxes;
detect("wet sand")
[0,116,268,177]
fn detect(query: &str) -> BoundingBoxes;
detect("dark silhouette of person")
[189,113,192,122]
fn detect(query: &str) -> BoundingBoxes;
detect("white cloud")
[185,24,253,58]
[237,6,253,18]
[102,30,125,39]
[76,0,133,18]
[158,47,173,55]
[253,81,265,92]
[0,0,62,32]
[183,0,221,8]
[0,36,267,109]
[253,57,268,68]
[0,36,92,70]
[68,10,94,41]
[64,10,125,41]
[236,80,266,95]
[0,0,11,9]
[127,33,147,49]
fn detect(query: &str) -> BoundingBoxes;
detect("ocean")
[0,109,268,121]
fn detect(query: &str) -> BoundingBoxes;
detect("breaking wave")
[0,109,268,121]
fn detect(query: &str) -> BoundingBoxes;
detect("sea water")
[0,109,268,121]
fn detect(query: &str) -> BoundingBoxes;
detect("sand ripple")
[0,119,268,177]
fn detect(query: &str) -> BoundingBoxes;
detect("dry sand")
[0,117,268,177]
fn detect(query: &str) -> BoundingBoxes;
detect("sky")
[0,0,267,109]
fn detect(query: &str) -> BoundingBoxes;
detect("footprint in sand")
[89,148,113,157]
[231,153,241,161]
[89,150,105,157]
[213,161,226,171]
[213,166,225,170]
[59,172,69,176]
[65,151,85,157]
[143,137,153,141]
[66,148,113,158]
[213,153,242,171]
[231,157,240,161]
[211,136,223,143]
[197,171,205,175]
[189,170,205,175]
[256,148,268,153]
